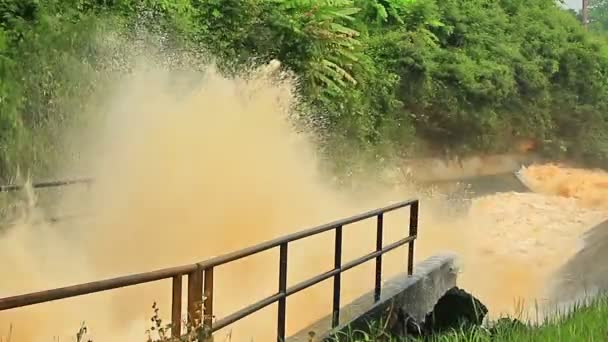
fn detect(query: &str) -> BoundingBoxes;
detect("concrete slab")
[546,219,608,310]
[287,253,459,342]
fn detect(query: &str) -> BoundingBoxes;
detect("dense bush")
[0,0,607,181]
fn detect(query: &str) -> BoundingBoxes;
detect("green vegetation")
[332,296,608,341]
[590,0,608,33]
[1,0,608,181]
[46,296,608,341]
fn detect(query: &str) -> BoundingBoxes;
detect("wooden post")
[171,275,183,338]
[203,268,215,342]
[187,269,203,329]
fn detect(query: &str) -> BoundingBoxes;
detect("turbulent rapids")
[413,162,608,320]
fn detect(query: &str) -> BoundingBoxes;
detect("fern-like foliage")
[268,0,362,98]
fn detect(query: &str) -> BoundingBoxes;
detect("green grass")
[332,296,608,341]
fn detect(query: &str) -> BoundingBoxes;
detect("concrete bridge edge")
[287,253,460,341]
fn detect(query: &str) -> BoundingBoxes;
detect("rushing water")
[413,166,608,321]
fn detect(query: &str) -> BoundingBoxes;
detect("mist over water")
[0,49,420,341]
[1,33,608,341]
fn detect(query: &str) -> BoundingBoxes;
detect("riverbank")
[332,294,608,341]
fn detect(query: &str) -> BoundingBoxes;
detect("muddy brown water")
[420,168,608,320]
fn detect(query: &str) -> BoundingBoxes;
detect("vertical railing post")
[171,275,183,338]
[187,266,203,329]
[332,226,343,328]
[408,201,419,275]
[374,214,384,302]
[203,267,215,340]
[277,243,288,342]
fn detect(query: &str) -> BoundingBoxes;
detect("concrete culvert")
[423,287,488,334]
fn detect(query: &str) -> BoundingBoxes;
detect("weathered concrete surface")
[546,219,608,310]
[287,253,459,342]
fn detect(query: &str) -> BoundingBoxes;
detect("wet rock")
[424,287,488,333]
